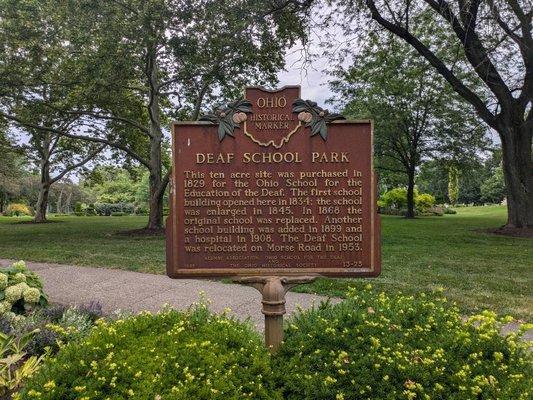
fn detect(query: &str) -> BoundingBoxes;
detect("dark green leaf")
[217,124,226,141]
[319,121,328,140]
[311,121,321,136]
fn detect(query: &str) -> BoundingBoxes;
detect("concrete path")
[0,259,530,340]
[0,259,334,330]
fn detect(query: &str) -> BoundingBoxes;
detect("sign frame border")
[166,119,380,279]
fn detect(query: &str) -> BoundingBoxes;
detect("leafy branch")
[199,99,252,141]
[292,99,345,140]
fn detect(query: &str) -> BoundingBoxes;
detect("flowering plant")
[0,261,48,318]
[17,303,281,399]
[275,286,532,400]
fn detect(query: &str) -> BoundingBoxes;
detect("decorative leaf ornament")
[199,99,252,141]
[292,99,345,141]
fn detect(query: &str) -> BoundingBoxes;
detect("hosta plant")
[0,330,46,397]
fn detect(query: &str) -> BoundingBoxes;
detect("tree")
[43,0,311,230]
[0,129,25,213]
[330,33,488,218]
[0,0,106,222]
[338,0,532,228]
[447,165,459,205]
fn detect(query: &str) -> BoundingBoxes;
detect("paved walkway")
[0,259,530,340]
[0,260,334,330]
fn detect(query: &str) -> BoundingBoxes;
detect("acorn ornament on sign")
[199,99,252,141]
[292,99,346,141]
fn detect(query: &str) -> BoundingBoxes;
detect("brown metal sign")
[166,86,381,278]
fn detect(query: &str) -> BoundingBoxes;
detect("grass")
[0,206,531,320]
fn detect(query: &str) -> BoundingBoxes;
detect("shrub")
[11,303,102,358]
[74,202,84,216]
[85,204,96,216]
[415,193,436,212]
[134,204,149,215]
[94,202,134,216]
[5,203,32,217]
[17,305,281,400]
[275,287,532,400]
[110,211,127,216]
[0,261,47,317]
[379,188,408,209]
[379,188,437,215]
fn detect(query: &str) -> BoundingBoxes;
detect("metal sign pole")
[233,276,317,353]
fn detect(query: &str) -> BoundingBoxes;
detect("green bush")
[275,287,532,400]
[0,261,48,318]
[94,202,134,216]
[415,193,435,212]
[379,188,436,214]
[74,202,84,216]
[379,188,408,209]
[134,204,149,215]
[17,305,280,400]
[5,203,32,217]
[85,204,96,216]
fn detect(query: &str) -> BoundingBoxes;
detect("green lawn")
[0,206,531,320]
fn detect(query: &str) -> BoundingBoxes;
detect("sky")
[277,46,333,108]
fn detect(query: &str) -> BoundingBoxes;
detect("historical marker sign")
[166,86,381,278]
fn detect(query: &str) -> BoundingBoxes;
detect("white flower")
[23,287,41,304]
[13,272,26,283]
[4,285,23,302]
[0,273,8,290]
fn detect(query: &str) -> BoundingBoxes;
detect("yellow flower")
[324,376,337,385]
[44,380,56,390]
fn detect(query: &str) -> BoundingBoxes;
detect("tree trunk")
[146,50,165,230]
[34,151,51,222]
[147,168,164,230]
[499,120,533,228]
[35,182,50,223]
[405,168,416,219]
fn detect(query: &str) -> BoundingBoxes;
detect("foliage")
[5,204,32,217]
[93,203,135,216]
[74,202,83,216]
[378,188,408,209]
[0,330,46,397]
[331,31,488,211]
[0,261,47,317]
[0,131,26,214]
[18,305,281,400]
[415,193,436,212]
[480,166,506,204]
[448,165,460,206]
[9,303,103,359]
[339,0,532,227]
[379,188,435,213]
[276,287,533,400]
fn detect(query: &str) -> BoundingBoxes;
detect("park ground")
[0,205,531,321]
